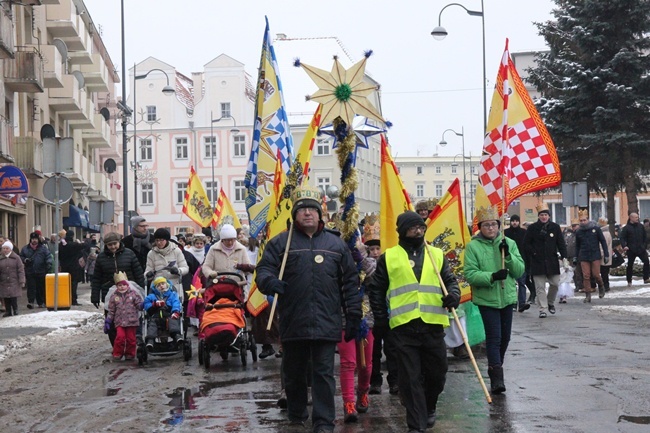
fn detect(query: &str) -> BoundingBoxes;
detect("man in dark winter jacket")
[122,216,152,271]
[369,210,460,432]
[619,212,649,286]
[20,232,53,309]
[58,230,89,306]
[523,203,567,318]
[575,210,609,301]
[504,215,530,312]
[256,185,361,433]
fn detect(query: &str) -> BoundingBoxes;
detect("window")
[204,136,216,158]
[233,134,246,157]
[416,184,424,198]
[435,166,441,174]
[146,106,156,122]
[451,165,458,174]
[140,139,152,161]
[416,166,423,175]
[435,183,443,197]
[551,202,567,226]
[175,182,188,205]
[589,201,605,222]
[316,138,330,155]
[234,180,246,202]
[175,138,188,160]
[206,181,218,204]
[141,184,154,205]
[221,102,231,118]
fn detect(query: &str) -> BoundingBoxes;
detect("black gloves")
[499,239,510,257]
[344,316,361,342]
[146,271,154,280]
[169,267,179,275]
[491,269,508,281]
[266,279,287,296]
[441,292,460,310]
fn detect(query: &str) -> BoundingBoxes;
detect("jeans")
[516,271,528,306]
[337,330,374,402]
[478,305,514,367]
[283,340,336,431]
[626,249,650,282]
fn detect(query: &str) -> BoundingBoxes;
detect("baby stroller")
[136,279,192,365]
[197,272,257,369]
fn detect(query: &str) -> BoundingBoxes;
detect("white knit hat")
[2,241,13,250]
[219,224,237,240]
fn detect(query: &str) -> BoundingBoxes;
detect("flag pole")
[424,245,492,404]
[266,221,294,330]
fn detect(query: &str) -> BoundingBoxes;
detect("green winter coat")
[464,232,524,309]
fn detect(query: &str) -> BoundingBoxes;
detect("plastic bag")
[557,266,574,299]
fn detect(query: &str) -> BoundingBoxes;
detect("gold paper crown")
[114,271,128,284]
[578,209,589,219]
[291,184,322,204]
[536,202,550,214]
[475,205,499,223]
[363,213,381,243]
[415,200,429,211]
[597,217,608,226]
[570,218,580,225]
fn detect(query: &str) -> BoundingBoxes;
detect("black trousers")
[283,340,336,431]
[391,320,447,431]
[626,250,650,282]
[370,326,399,388]
[3,297,17,315]
[26,273,46,305]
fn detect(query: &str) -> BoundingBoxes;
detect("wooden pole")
[266,222,294,330]
[424,245,492,404]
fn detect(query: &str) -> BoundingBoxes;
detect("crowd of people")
[3,196,649,433]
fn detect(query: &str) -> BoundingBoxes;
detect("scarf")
[132,230,151,254]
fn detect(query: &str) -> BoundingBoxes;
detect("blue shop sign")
[0,165,29,194]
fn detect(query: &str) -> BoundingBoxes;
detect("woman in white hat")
[0,241,26,317]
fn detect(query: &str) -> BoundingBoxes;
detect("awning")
[63,205,101,233]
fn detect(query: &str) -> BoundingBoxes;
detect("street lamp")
[440,127,472,222]
[132,65,175,214]
[431,1,487,133]
[120,0,129,236]
[210,114,239,210]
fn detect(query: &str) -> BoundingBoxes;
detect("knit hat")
[396,211,426,238]
[291,185,322,219]
[29,232,40,240]
[153,228,171,241]
[130,216,146,229]
[509,214,520,222]
[2,241,13,250]
[202,227,213,238]
[219,224,237,240]
[104,232,121,244]
[114,272,128,285]
[153,276,167,287]
[66,230,75,241]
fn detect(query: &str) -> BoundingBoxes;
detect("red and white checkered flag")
[479,39,561,216]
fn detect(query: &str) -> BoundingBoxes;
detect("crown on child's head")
[114,271,128,284]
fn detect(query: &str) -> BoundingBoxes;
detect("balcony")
[0,8,14,59]
[4,47,45,93]
[78,53,109,92]
[82,114,111,149]
[42,44,65,88]
[65,151,91,187]
[46,0,90,52]
[0,116,14,163]
[48,73,86,119]
[68,96,94,129]
[12,136,44,176]
[93,171,111,199]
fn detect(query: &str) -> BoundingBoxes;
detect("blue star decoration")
[318,115,387,149]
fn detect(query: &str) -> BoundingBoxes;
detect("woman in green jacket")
[464,206,524,395]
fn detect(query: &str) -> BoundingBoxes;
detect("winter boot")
[488,365,506,394]
[598,283,605,298]
[343,401,358,423]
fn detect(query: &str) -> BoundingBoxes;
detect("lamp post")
[431,1,487,133]
[440,127,471,222]
[132,65,175,214]
[120,0,129,236]
[210,114,239,210]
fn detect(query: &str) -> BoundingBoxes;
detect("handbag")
[611,249,624,268]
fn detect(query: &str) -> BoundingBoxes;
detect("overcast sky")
[83,0,554,158]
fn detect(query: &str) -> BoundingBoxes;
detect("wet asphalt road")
[151,279,650,433]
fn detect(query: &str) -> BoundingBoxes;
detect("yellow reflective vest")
[385,245,450,329]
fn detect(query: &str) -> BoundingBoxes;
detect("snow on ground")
[0,310,103,362]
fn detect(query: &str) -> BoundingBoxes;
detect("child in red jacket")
[105,272,143,361]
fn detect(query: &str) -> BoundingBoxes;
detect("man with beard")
[123,216,152,272]
[369,210,460,432]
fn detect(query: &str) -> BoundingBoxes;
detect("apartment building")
[1,0,121,247]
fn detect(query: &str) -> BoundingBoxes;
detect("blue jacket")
[20,243,52,275]
[143,282,181,314]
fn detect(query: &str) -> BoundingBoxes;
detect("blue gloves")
[266,279,287,296]
[103,317,113,334]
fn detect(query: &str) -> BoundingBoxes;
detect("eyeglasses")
[296,207,317,214]
[482,222,499,228]
[407,225,427,234]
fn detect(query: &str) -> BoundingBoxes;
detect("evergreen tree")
[527,0,650,218]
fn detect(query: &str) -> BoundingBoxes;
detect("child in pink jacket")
[105,272,143,360]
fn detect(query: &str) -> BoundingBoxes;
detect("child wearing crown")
[104,272,144,361]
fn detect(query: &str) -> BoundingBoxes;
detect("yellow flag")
[425,179,472,303]
[212,188,242,230]
[182,167,213,227]
[379,135,414,251]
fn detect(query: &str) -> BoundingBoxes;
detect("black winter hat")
[202,227,213,238]
[29,232,40,240]
[396,211,426,238]
[153,228,171,241]
[510,214,520,222]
